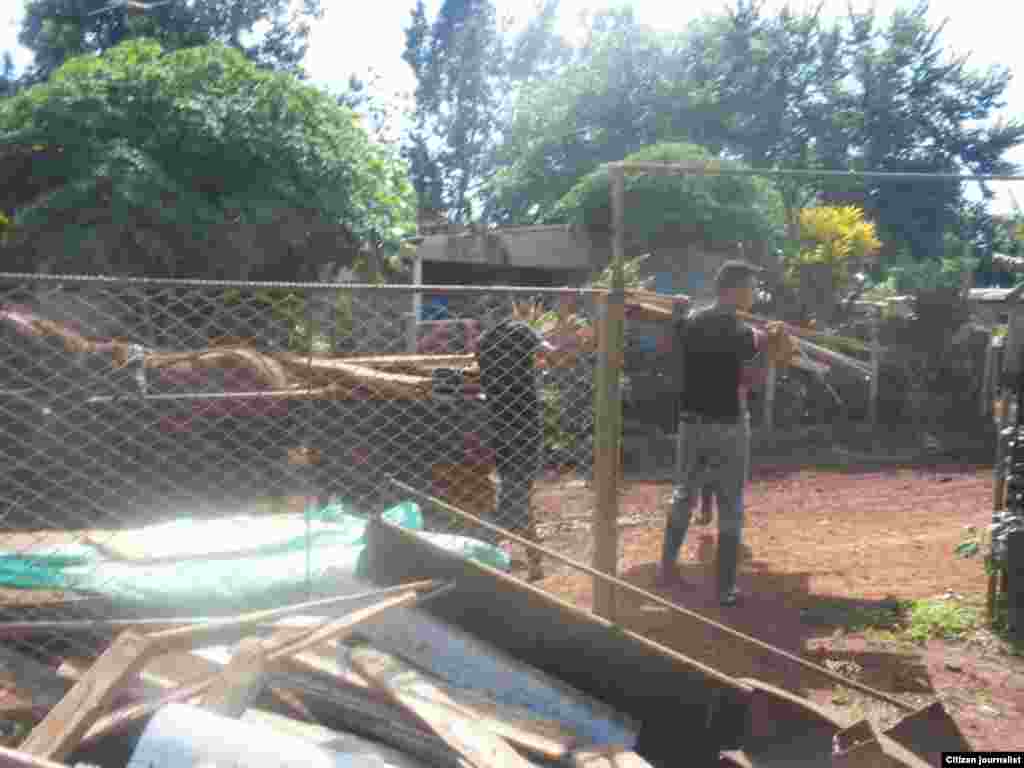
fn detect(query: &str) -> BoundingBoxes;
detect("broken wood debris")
[0,569,656,768]
[348,643,535,768]
[17,581,445,762]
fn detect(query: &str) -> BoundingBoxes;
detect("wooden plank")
[350,644,534,768]
[145,581,437,651]
[364,515,755,767]
[81,656,469,768]
[261,590,428,661]
[19,631,150,761]
[198,637,267,718]
[75,588,431,750]
[288,646,579,760]
[0,746,69,768]
[568,745,654,768]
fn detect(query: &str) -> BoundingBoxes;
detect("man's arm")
[741,321,797,389]
[740,327,768,390]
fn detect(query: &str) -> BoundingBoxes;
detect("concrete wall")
[414,225,774,301]
[415,225,609,272]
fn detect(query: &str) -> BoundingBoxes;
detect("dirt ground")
[530,459,1024,752]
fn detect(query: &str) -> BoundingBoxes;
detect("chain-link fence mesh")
[0,274,606,667]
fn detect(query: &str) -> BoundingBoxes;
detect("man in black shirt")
[476,316,552,581]
[659,260,766,606]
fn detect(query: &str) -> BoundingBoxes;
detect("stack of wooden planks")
[0,579,649,768]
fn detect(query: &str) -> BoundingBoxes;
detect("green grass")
[800,599,908,632]
[804,597,981,644]
[903,599,980,643]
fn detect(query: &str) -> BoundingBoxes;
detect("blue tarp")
[0,501,510,612]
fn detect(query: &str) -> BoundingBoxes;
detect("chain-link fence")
[0,273,609,666]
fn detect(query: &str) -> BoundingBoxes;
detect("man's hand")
[763,321,797,368]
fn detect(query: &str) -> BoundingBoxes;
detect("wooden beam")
[0,582,436,640]
[23,584,436,761]
[0,747,70,768]
[349,644,534,768]
[19,631,151,761]
[198,637,267,718]
[568,745,654,768]
[869,316,881,429]
[592,165,626,621]
[77,590,422,746]
[144,581,436,655]
[289,646,578,761]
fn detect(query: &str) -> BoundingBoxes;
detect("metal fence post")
[593,167,626,620]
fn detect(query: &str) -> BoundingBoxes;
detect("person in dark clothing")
[476,316,553,581]
[659,260,777,606]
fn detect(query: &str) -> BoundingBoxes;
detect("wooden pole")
[408,253,423,353]
[592,167,626,620]
[981,332,996,418]
[869,312,881,430]
[762,364,776,431]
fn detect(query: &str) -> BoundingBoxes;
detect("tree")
[678,0,1024,262]
[485,9,683,225]
[18,0,323,82]
[402,0,507,224]
[0,53,18,98]
[402,0,573,224]
[678,2,839,245]
[336,70,409,148]
[549,142,784,254]
[0,40,416,280]
[837,2,1023,260]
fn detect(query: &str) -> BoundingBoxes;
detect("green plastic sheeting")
[0,501,510,612]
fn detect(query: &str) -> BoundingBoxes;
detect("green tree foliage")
[18,0,323,82]
[0,53,18,98]
[402,0,572,223]
[0,40,416,279]
[336,70,407,148]
[677,0,1024,260]
[678,2,840,243]
[550,142,784,253]
[486,9,683,225]
[402,0,507,223]
[485,0,1023,264]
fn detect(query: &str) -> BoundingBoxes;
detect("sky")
[3,0,1024,212]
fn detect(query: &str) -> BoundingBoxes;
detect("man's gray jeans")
[662,410,751,593]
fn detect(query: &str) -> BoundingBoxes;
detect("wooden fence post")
[408,253,423,354]
[592,167,626,621]
[762,364,776,431]
[869,312,881,430]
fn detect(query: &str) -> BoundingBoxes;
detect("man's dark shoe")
[719,587,742,607]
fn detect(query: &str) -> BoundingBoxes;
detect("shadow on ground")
[615,530,947,720]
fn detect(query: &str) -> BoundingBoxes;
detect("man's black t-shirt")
[678,306,758,424]
[477,319,543,471]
